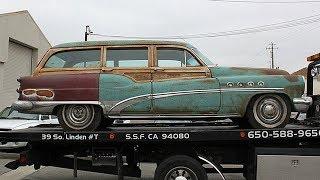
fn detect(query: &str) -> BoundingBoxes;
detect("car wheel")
[58,104,101,131]
[247,94,290,129]
[154,155,208,180]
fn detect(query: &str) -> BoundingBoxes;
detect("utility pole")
[266,42,278,69]
[85,25,93,41]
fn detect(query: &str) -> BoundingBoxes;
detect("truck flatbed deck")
[1,121,320,180]
[1,123,320,143]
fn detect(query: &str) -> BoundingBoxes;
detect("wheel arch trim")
[243,92,292,116]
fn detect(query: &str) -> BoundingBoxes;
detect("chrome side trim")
[153,88,284,98]
[107,88,285,115]
[107,94,151,114]
[108,114,241,119]
[221,87,284,92]
[13,87,285,116]
[153,89,221,99]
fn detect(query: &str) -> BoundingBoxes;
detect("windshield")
[5,109,39,120]
[191,48,214,66]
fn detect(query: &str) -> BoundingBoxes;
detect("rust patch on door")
[152,72,207,81]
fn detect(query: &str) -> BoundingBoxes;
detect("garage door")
[0,41,32,110]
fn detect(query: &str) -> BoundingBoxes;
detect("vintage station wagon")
[12,40,312,131]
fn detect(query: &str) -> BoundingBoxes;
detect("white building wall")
[0,10,51,110]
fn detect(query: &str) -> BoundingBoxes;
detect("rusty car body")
[12,40,312,130]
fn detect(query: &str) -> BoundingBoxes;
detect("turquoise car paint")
[152,78,220,115]
[99,74,152,115]
[211,66,289,77]
[25,40,306,120]
[209,66,305,115]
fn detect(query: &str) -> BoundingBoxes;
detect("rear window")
[44,49,101,68]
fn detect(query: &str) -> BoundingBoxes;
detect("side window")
[44,49,101,68]
[106,48,148,68]
[186,51,201,67]
[157,48,201,67]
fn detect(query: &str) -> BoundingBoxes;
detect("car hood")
[0,119,39,130]
[209,66,289,77]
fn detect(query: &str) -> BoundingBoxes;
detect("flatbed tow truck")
[1,57,320,180]
[1,122,320,180]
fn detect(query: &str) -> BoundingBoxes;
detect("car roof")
[53,40,195,49]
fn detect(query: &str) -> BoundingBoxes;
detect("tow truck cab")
[307,53,320,118]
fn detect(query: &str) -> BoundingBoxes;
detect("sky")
[1,0,320,72]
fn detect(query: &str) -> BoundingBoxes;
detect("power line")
[91,13,320,39]
[266,42,278,69]
[85,25,93,41]
[210,0,320,4]
[250,23,320,62]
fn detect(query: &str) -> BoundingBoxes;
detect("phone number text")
[247,129,320,139]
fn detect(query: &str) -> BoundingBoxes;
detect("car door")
[36,47,102,102]
[100,46,153,118]
[151,46,220,117]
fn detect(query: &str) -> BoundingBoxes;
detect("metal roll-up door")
[0,41,32,110]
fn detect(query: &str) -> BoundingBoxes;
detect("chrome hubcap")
[63,105,95,130]
[263,104,277,117]
[72,106,86,120]
[69,105,89,124]
[165,167,197,180]
[176,176,188,180]
[257,98,282,124]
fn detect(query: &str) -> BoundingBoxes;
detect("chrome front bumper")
[12,100,104,114]
[293,96,313,113]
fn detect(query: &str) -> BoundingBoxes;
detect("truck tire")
[246,94,290,129]
[57,104,101,131]
[154,155,207,180]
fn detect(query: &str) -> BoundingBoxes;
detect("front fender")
[217,75,305,115]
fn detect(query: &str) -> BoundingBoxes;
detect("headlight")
[311,67,318,77]
[311,65,320,77]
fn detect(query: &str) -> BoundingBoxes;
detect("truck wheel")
[154,155,207,180]
[247,94,290,129]
[58,104,101,131]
